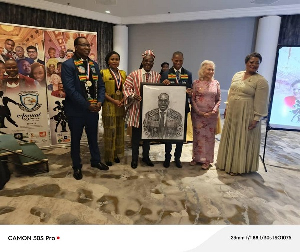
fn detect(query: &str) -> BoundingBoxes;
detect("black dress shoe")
[131,161,137,169]
[105,161,113,166]
[142,158,154,167]
[175,159,182,168]
[114,157,120,163]
[163,159,170,168]
[91,162,109,170]
[73,168,83,180]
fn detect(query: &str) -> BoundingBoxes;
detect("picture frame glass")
[141,83,187,141]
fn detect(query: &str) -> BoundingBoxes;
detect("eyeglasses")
[77,44,91,48]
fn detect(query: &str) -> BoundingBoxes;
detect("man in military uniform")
[143,93,182,139]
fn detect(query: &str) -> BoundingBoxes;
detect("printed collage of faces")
[0,31,69,98]
[43,31,97,145]
[0,25,49,143]
[44,31,97,101]
[0,23,97,145]
[0,25,96,99]
[44,31,74,99]
[0,40,46,95]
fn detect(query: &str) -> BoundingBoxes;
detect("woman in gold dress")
[216,52,269,175]
[101,51,126,166]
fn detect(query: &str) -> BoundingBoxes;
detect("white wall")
[128,17,257,112]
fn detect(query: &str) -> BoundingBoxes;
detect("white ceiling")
[3,0,300,24]
[47,0,300,17]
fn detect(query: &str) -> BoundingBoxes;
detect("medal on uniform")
[109,68,122,95]
[78,66,85,73]
[84,59,94,102]
[75,58,99,102]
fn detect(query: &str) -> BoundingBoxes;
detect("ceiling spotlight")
[105,10,111,14]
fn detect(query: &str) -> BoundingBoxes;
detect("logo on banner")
[39,131,47,137]
[18,92,42,112]
[14,133,23,140]
[57,133,70,143]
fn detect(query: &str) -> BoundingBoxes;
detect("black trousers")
[131,125,150,162]
[164,110,188,161]
[165,142,183,161]
[67,112,101,169]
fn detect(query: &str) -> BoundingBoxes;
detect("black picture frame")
[140,83,187,142]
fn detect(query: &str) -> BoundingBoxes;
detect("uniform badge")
[78,66,85,73]
[86,81,92,87]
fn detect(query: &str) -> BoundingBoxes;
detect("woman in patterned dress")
[216,52,269,175]
[190,60,221,170]
[101,51,126,166]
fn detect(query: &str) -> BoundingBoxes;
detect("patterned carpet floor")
[0,120,300,225]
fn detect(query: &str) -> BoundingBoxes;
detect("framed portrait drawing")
[140,83,187,142]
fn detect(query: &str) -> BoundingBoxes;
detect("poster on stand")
[44,30,97,145]
[0,22,97,146]
[0,23,49,146]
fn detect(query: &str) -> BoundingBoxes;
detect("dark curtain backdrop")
[0,2,113,68]
[279,15,300,46]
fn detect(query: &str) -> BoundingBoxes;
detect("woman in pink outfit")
[190,60,221,169]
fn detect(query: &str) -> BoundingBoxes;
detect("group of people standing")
[61,36,269,180]
[0,39,46,94]
[0,38,72,96]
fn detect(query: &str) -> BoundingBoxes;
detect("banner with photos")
[0,22,97,146]
[44,30,97,145]
[0,23,49,146]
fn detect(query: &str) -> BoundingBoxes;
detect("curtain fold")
[0,2,113,68]
[278,15,300,46]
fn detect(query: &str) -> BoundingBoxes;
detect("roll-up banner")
[0,22,97,146]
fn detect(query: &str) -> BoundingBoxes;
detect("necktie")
[160,111,165,138]
[145,72,150,82]
[176,71,180,83]
[6,52,12,59]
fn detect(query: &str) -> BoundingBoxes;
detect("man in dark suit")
[1,39,17,62]
[61,36,108,180]
[17,59,31,77]
[2,59,37,94]
[143,93,182,139]
[26,46,45,65]
[160,51,192,168]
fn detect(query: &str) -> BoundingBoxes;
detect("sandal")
[201,163,210,170]
[189,160,197,166]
